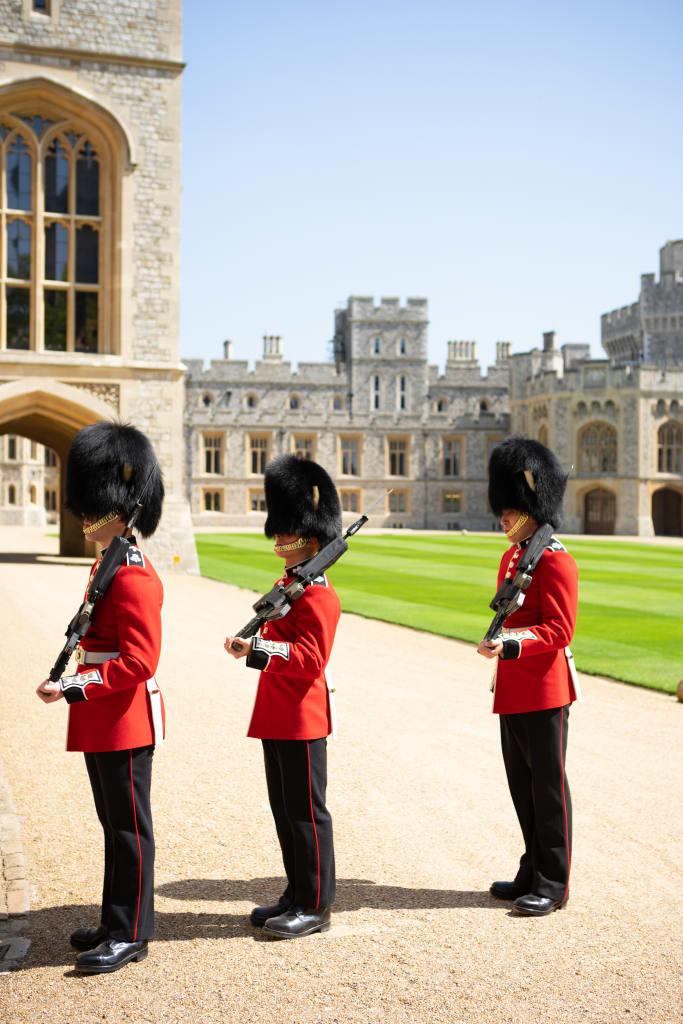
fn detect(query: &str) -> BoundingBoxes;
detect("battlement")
[345,295,428,321]
[601,303,640,336]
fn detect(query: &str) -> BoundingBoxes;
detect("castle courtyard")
[0,528,680,1023]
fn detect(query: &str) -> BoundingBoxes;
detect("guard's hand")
[36,679,64,703]
[477,639,503,660]
[224,636,252,660]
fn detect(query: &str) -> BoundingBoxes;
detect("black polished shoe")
[263,906,331,939]
[69,924,108,951]
[489,880,526,901]
[250,900,292,927]
[512,893,566,916]
[75,938,148,974]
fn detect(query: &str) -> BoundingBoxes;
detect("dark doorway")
[584,489,616,534]
[652,488,683,536]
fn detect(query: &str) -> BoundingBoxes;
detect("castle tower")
[0,0,197,568]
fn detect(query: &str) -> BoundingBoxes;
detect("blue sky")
[180,0,683,372]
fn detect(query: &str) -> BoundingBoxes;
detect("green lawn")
[196,533,683,694]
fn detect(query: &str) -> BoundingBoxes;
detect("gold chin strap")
[83,510,121,535]
[274,536,311,554]
[505,511,529,540]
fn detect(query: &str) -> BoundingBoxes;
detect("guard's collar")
[100,535,136,555]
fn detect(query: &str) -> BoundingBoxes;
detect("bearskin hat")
[66,421,164,537]
[264,454,341,545]
[488,435,567,528]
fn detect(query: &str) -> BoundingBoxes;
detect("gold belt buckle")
[75,647,85,665]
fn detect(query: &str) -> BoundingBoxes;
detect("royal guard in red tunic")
[477,436,579,916]
[37,422,165,972]
[225,454,342,938]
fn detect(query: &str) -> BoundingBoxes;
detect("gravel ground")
[0,528,681,1024]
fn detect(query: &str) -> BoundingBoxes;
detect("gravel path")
[0,528,680,1023]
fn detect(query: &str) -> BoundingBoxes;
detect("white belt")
[76,649,164,743]
[147,678,164,745]
[326,673,337,740]
[565,646,582,702]
[76,649,120,665]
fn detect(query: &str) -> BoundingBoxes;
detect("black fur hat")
[66,421,164,537]
[488,435,567,528]
[264,454,341,545]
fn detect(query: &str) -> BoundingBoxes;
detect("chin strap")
[83,510,121,535]
[274,536,311,554]
[505,511,529,540]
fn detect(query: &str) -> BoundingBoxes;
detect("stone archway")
[584,488,616,534]
[652,488,683,536]
[0,378,115,555]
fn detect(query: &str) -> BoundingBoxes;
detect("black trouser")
[262,738,335,911]
[500,705,571,902]
[84,745,155,942]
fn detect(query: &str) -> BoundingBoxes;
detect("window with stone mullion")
[0,115,102,353]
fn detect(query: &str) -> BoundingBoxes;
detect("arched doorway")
[0,378,115,555]
[652,488,683,536]
[584,488,616,534]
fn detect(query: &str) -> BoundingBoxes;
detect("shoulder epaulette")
[125,546,146,568]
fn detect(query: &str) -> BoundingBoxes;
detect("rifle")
[229,491,390,652]
[482,522,554,643]
[47,466,157,682]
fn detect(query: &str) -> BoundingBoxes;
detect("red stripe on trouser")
[306,741,321,910]
[129,750,143,940]
[560,711,570,901]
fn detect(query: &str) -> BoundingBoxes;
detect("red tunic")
[247,572,341,740]
[492,538,579,715]
[64,546,165,752]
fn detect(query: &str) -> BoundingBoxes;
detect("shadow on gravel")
[13,903,254,972]
[16,881,496,971]
[0,552,90,565]
[156,876,496,912]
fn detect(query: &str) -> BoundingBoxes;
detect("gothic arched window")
[579,423,617,474]
[657,421,682,473]
[0,107,111,353]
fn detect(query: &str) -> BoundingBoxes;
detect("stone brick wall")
[0,0,181,62]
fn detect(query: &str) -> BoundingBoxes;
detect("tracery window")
[249,435,269,474]
[340,489,360,513]
[388,437,408,476]
[442,491,461,514]
[203,490,222,512]
[203,434,223,474]
[657,422,682,473]
[579,423,617,474]
[339,436,360,476]
[0,111,105,352]
[293,435,315,460]
[388,490,407,513]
